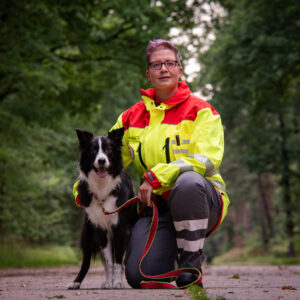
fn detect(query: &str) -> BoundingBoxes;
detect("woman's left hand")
[137,180,153,207]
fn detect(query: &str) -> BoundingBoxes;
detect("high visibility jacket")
[111,81,229,222]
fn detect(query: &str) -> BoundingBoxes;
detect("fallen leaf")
[281,286,297,290]
[232,274,240,279]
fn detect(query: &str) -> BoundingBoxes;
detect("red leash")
[103,196,202,289]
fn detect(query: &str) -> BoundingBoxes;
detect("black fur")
[68,128,137,289]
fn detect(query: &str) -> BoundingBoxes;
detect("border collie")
[67,128,137,289]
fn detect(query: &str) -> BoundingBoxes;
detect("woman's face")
[146,48,183,92]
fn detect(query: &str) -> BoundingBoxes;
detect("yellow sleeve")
[110,113,133,168]
[147,108,224,194]
[73,180,82,206]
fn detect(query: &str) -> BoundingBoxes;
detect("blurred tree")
[196,0,300,255]
[0,0,202,243]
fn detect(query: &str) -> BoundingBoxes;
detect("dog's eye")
[90,145,98,154]
[106,146,112,154]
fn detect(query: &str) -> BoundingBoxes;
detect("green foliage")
[0,243,80,268]
[212,244,300,266]
[0,0,202,244]
[0,111,82,244]
[188,285,210,300]
[188,285,227,300]
[197,0,300,254]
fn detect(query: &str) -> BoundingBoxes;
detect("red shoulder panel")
[162,95,219,125]
[122,101,150,129]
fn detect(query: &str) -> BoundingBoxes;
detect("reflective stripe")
[209,168,220,176]
[204,168,220,177]
[177,238,205,252]
[170,158,223,191]
[207,179,226,192]
[172,152,218,176]
[174,219,208,232]
[173,149,188,154]
[187,154,214,170]
[187,153,215,176]
[171,139,190,145]
[170,159,193,173]
[172,155,216,175]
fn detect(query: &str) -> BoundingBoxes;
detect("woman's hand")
[138,180,153,207]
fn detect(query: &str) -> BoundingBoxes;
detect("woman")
[111,39,230,288]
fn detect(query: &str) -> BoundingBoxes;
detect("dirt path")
[0,265,299,300]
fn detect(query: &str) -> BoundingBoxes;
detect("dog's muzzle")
[93,166,108,178]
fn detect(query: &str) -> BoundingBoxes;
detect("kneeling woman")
[110,39,230,288]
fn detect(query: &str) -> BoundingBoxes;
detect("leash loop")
[104,196,202,289]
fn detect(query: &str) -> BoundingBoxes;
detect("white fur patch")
[80,171,121,202]
[113,264,124,288]
[101,243,124,289]
[101,242,114,288]
[94,137,109,169]
[80,147,121,231]
[85,195,119,231]
[67,282,81,289]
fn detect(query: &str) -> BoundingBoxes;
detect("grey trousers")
[125,171,222,288]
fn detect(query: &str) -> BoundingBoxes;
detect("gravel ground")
[0,264,299,300]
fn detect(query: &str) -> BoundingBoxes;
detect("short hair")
[145,39,182,67]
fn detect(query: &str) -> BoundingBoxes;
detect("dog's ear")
[108,127,124,144]
[75,129,93,149]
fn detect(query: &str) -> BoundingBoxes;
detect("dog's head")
[75,128,125,179]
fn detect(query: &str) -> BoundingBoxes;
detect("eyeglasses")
[148,60,178,70]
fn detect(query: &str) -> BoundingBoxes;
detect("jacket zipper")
[137,142,147,170]
[163,137,170,163]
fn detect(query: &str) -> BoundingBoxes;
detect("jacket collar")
[140,81,191,107]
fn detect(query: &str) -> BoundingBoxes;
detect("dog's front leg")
[112,263,125,288]
[100,240,113,289]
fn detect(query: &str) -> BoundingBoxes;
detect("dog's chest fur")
[81,171,121,231]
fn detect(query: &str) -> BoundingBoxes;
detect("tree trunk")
[261,173,274,238]
[257,174,268,245]
[278,114,295,256]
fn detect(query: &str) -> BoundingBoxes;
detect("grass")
[213,255,300,265]
[212,246,300,266]
[188,285,227,300]
[0,244,82,268]
[188,285,210,300]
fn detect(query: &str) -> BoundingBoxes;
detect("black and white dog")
[68,128,137,289]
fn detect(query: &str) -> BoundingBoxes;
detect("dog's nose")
[98,158,106,166]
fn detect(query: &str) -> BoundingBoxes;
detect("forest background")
[0,0,299,267]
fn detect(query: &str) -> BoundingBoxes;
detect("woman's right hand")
[137,180,153,207]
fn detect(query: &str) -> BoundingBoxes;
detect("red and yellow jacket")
[111,81,229,222]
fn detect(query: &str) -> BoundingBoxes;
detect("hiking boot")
[176,272,203,288]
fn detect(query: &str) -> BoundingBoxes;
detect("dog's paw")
[67,282,81,289]
[113,281,125,289]
[101,280,113,289]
